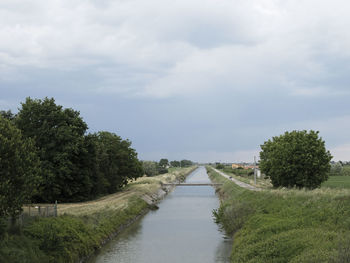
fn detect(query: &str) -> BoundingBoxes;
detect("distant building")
[232,164,241,169]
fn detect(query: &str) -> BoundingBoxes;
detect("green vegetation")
[222,166,254,177]
[218,165,272,188]
[159,158,169,168]
[0,167,195,263]
[0,116,41,220]
[180,159,193,167]
[208,166,350,262]
[1,97,143,204]
[142,161,159,177]
[260,130,332,189]
[142,159,194,177]
[215,163,225,169]
[322,176,350,189]
[170,160,180,167]
[329,162,350,177]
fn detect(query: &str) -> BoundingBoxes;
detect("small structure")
[256,169,261,178]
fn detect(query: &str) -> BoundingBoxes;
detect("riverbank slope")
[207,166,350,262]
[0,167,197,263]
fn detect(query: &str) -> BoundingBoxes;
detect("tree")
[94,131,143,194]
[159,158,169,168]
[142,161,158,177]
[170,160,180,167]
[16,97,89,202]
[216,163,225,169]
[260,130,332,189]
[180,159,193,167]
[0,116,41,220]
[329,162,343,176]
[0,110,15,121]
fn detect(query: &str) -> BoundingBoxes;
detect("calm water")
[88,166,232,263]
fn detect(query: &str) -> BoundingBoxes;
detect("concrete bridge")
[162,183,223,186]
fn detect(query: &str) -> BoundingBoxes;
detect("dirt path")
[212,168,261,191]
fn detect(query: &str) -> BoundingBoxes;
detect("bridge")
[162,183,223,186]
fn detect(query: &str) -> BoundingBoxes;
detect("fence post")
[38,206,41,216]
[29,206,31,217]
[54,200,57,217]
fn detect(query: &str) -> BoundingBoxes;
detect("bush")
[260,130,332,189]
[157,167,168,174]
[215,163,225,169]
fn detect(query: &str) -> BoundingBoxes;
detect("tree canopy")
[259,130,332,189]
[142,161,158,177]
[170,160,180,167]
[180,159,193,167]
[0,116,41,218]
[159,159,169,168]
[4,97,144,203]
[16,97,89,202]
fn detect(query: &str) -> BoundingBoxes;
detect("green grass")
[0,167,196,263]
[207,166,350,263]
[322,176,350,189]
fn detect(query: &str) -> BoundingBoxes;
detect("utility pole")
[254,156,257,185]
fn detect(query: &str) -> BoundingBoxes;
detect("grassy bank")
[0,167,196,263]
[207,166,350,263]
[220,166,272,188]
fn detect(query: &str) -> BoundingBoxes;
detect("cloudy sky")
[1,0,350,162]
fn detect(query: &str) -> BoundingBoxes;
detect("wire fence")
[22,204,57,217]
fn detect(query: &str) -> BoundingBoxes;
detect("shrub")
[215,163,225,169]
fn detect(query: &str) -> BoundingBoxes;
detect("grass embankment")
[207,166,350,263]
[0,167,196,263]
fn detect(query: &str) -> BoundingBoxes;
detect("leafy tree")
[94,131,142,194]
[0,116,41,220]
[159,158,169,168]
[0,110,15,121]
[216,163,225,169]
[15,97,89,202]
[142,161,158,177]
[170,160,180,167]
[157,166,168,174]
[180,159,193,167]
[329,162,343,176]
[260,130,332,189]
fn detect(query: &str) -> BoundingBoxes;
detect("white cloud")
[1,0,350,98]
[2,0,350,162]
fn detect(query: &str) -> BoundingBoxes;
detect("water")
[88,166,232,263]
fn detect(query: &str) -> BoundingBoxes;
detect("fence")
[22,203,57,217]
[4,202,58,228]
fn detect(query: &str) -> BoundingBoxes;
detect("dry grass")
[57,167,195,216]
[267,185,350,200]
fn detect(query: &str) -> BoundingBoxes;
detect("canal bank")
[78,166,198,263]
[88,166,232,263]
[0,167,196,263]
[207,166,350,262]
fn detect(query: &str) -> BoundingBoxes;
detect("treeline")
[0,97,143,218]
[142,159,193,177]
[329,162,350,176]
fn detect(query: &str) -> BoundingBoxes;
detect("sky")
[1,0,350,162]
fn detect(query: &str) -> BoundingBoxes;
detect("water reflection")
[89,166,232,263]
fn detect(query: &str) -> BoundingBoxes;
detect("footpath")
[212,167,260,191]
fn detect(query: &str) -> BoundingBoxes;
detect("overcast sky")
[1,0,350,162]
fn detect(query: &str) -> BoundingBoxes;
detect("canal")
[88,166,232,263]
